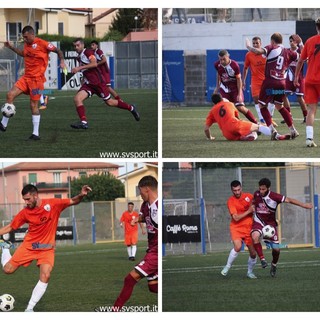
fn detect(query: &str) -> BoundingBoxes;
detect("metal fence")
[163,164,319,255]
[0,200,147,245]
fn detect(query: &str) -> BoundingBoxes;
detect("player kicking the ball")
[251,178,312,277]
[70,38,140,129]
[0,184,92,311]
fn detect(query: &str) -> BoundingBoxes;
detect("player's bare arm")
[232,206,254,222]
[285,197,313,209]
[294,58,305,87]
[54,48,66,70]
[70,185,92,205]
[214,73,220,94]
[245,38,264,55]
[97,55,107,66]
[4,41,24,57]
[204,125,215,141]
[0,224,13,236]
[242,66,248,90]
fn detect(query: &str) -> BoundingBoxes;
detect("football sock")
[226,248,238,268]
[306,126,313,140]
[76,105,87,122]
[131,245,137,257]
[245,110,257,124]
[279,107,293,127]
[116,100,131,111]
[1,116,9,128]
[40,95,45,105]
[148,282,158,293]
[260,107,272,126]
[127,246,132,258]
[272,250,280,265]
[26,280,48,311]
[113,273,138,308]
[268,103,275,116]
[32,115,40,136]
[253,242,264,260]
[255,104,263,120]
[258,125,271,136]
[1,248,12,267]
[115,95,121,100]
[247,256,257,273]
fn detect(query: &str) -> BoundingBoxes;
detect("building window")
[58,22,64,35]
[54,194,62,198]
[6,22,22,41]
[135,185,139,197]
[34,21,40,34]
[28,173,37,185]
[79,171,87,177]
[53,172,62,184]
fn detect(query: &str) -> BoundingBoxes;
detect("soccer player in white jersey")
[251,178,312,277]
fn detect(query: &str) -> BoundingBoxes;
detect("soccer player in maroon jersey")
[90,40,121,101]
[213,50,258,124]
[246,33,300,140]
[283,34,308,124]
[113,175,158,311]
[70,38,140,129]
[251,178,312,277]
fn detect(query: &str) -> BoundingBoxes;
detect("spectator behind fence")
[175,8,188,24]
[217,8,227,22]
[251,8,263,21]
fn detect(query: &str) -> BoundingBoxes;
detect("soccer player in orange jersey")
[204,93,290,141]
[120,202,146,261]
[0,184,92,311]
[0,25,66,140]
[294,18,320,147]
[221,180,257,279]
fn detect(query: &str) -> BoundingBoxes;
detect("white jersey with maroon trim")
[253,190,286,227]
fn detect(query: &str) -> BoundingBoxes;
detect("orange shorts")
[222,121,252,141]
[124,231,138,246]
[230,226,253,245]
[251,82,263,98]
[10,244,55,268]
[15,75,45,101]
[304,82,320,104]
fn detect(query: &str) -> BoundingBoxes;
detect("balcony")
[23,182,69,190]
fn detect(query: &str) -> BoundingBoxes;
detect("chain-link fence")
[163,164,319,255]
[0,200,147,246]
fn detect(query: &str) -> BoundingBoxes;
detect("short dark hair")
[218,49,229,57]
[21,184,38,196]
[211,93,223,104]
[252,36,261,42]
[230,180,241,189]
[22,25,34,34]
[271,33,282,44]
[73,38,84,44]
[138,175,158,189]
[90,40,99,46]
[128,202,134,206]
[316,17,320,30]
[259,178,271,188]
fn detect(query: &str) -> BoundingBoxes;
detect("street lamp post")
[134,16,138,31]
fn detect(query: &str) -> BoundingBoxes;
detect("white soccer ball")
[1,103,16,118]
[262,225,276,239]
[0,294,15,312]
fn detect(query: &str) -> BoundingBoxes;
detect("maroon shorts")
[258,80,286,106]
[251,221,279,243]
[79,82,111,100]
[219,89,244,107]
[135,249,158,281]
[285,78,305,96]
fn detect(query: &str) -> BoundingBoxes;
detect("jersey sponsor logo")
[32,43,38,49]
[44,204,51,212]
[40,216,48,222]
[31,242,55,249]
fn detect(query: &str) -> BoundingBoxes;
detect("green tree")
[70,173,124,202]
[109,8,143,36]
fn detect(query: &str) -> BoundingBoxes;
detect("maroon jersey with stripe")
[77,48,105,85]
[253,190,286,227]
[93,48,109,74]
[140,199,158,253]
[214,59,240,93]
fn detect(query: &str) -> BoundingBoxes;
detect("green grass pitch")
[163,105,319,158]
[0,89,157,158]
[162,248,320,312]
[0,241,157,312]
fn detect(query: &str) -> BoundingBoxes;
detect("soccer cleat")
[221,266,230,276]
[0,240,13,249]
[271,130,278,140]
[129,256,135,261]
[70,121,89,129]
[247,272,257,279]
[26,134,40,141]
[306,139,317,147]
[276,134,291,140]
[0,122,6,132]
[270,263,277,277]
[261,259,268,268]
[290,129,299,139]
[130,105,140,121]
[39,95,49,110]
